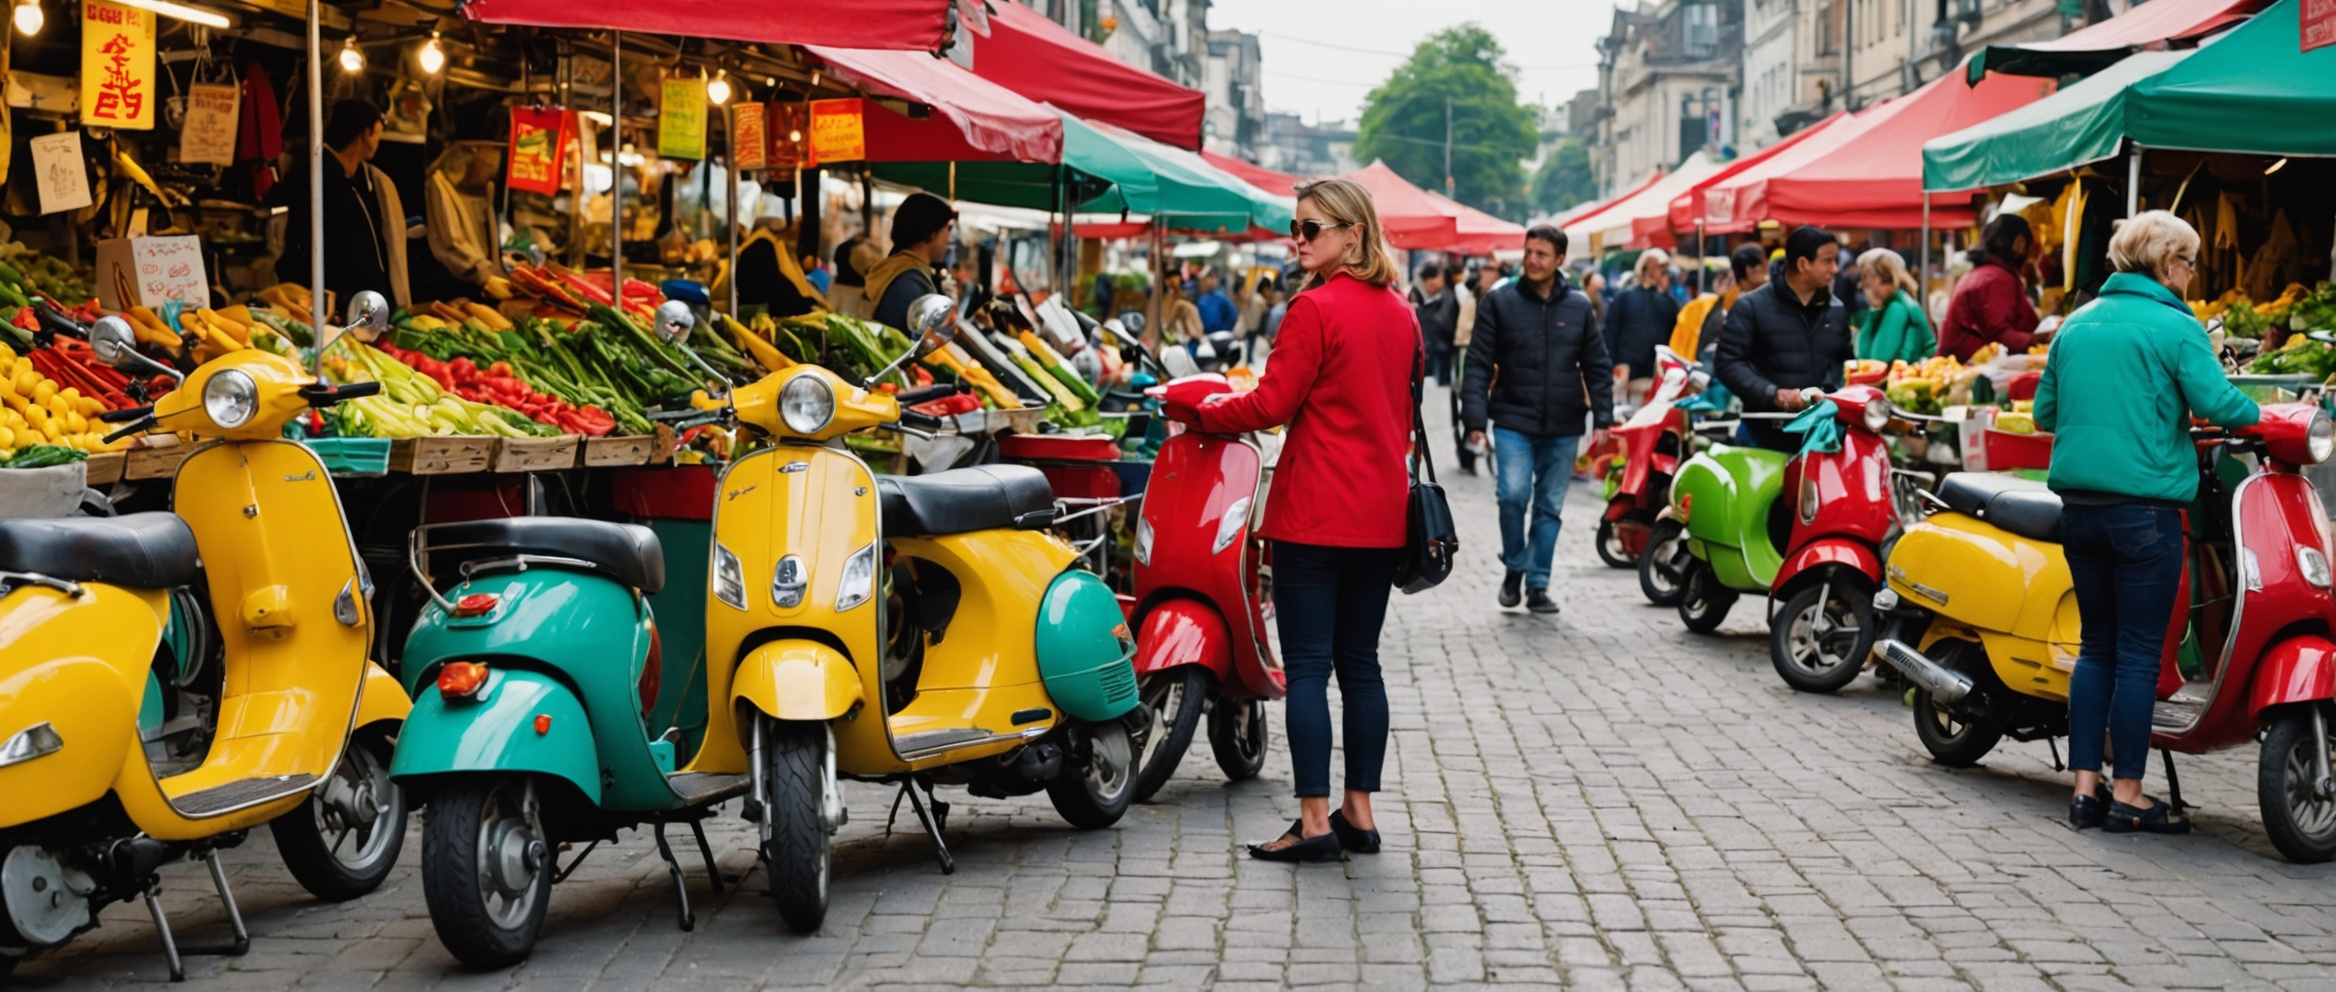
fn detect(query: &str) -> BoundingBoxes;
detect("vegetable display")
[1,341,127,456]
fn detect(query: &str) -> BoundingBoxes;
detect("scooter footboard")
[2248,635,2336,722]
[389,669,601,805]
[731,640,864,723]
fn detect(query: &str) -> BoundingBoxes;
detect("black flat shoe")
[2070,788,2111,830]
[2104,797,2190,835]
[1329,809,1381,854]
[1246,818,1344,863]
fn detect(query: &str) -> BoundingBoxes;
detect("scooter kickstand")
[143,881,184,983]
[899,779,956,875]
[2160,748,2191,815]
[142,851,251,983]
[652,824,696,932]
[687,818,728,892]
[2045,738,2066,773]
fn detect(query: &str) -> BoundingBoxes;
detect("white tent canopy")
[1564,151,1729,256]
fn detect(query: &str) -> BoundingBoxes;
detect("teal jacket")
[1854,290,1936,365]
[2034,272,2258,503]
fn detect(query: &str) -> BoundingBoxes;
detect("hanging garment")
[238,62,283,199]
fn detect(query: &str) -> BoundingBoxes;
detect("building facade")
[1260,112,1358,177]
[1595,0,1745,196]
[1201,29,1267,160]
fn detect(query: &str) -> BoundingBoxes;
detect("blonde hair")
[1291,177,1400,288]
[1858,247,1918,297]
[2108,210,2201,285]
[1635,248,1671,283]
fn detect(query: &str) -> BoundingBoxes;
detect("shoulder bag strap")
[1409,334,1438,486]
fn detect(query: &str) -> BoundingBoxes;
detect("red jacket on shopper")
[1198,272,1420,549]
[1937,254,2041,360]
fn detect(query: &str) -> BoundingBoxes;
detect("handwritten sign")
[808,98,864,166]
[80,0,156,130]
[29,132,91,214]
[507,106,570,196]
[2307,0,2336,52]
[731,102,766,171]
[1703,188,1736,226]
[659,78,706,160]
[95,235,207,310]
[177,82,237,165]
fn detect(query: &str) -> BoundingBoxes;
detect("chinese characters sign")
[659,78,706,160]
[2306,0,2336,52]
[507,106,571,196]
[731,102,766,171]
[807,99,864,166]
[80,0,156,130]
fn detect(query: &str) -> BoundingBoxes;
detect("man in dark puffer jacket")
[1715,225,1853,451]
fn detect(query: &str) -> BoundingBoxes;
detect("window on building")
[1815,0,1841,54]
[1684,3,1719,58]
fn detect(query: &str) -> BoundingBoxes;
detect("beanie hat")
[889,192,958,252]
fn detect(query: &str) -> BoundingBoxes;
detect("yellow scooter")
[0,300,410,981]
[656,298,1143,933]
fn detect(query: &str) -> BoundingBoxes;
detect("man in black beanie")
[864,192,958,333]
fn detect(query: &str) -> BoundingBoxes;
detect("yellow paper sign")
[808,99,865,166]
[659,78,707,160]
[80,0,157,130]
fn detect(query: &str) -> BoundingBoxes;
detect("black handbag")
[1394,345,1458,594]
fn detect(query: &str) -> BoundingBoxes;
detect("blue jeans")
[1272,542,1396,798]
[2063,503,2186,781]
[1492,427,1580,590]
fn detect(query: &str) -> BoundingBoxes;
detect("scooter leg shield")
[390,670,601,805]
[730,641,864,723]
[1133,600,1233,681]
[2247,635,2336,722]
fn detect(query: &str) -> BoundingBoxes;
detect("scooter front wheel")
[273,733,407,902]
[761,719,833,932]
[1769,579,1876,694]
[2259,708,2336,864]
[1047,719,1137,829]
[1638,520,1690,607]
[420,778,551,970]
[1131,667,1212,803]
[1208,697,1270,782]
[1595,518,1635,569]
[1676,565,1737,634]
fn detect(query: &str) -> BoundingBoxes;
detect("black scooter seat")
[1935,472,2063,544]
[421,517,665,593]
[878,465,1056,538]
[0,512,197,589]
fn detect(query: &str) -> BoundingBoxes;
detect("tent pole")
[727,104,740,318]
[611,32,624,312]
[304,0,323,373]
[1920,199,1930,313]
[2126,145,2143,217]
[1695,220,1705,293]
[1147,220,1164,348]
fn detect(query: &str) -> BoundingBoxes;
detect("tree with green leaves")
[1530,138,1596,217]
[1353,25,1539,221]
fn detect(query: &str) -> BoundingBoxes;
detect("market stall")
[1564,151,1728,257]
[1640,111,1846,249]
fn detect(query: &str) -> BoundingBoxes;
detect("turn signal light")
[453,593,499,617]
[534,714,552,735]
[438,661,490,699]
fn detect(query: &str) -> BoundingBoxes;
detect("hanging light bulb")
[417,32,445,75]
[338,35,365,73]
[12,0,41,36]
[705,68,731,106]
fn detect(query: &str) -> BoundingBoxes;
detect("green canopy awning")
[1925,0,2336,190]
[1096,124,1295,234]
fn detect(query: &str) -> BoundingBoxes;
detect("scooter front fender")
[389,669,601,805]
[1773,539,1882,599]
[354,662,412,736]
[730,640,864,723]
[1133,598,1232,682]
[2247,634,2336,722]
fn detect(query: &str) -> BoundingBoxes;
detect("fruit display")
[2196,282,2336,343]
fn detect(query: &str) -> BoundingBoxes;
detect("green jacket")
[1854,290,1936,365]
[2034,271,2258,503]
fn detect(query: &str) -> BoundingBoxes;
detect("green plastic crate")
[307,438,392,477]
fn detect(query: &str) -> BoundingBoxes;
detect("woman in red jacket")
[1192,177,1419,863]
[1937,213,2047,360]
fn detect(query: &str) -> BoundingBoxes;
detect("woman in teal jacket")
[1853,248,1935,365]
[2033,211,2258,836]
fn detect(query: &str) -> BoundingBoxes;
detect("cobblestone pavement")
[16,390,2336,991]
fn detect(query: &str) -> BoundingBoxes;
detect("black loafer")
[2070,789,2111,830]
[1246,819,1343,863]
[1329,809,1381,854]
[2104,797,2191,835]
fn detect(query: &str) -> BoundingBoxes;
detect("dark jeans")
[1273,541,1397,798]
[1425,345,1454,387]
[2063,503,2186,781]
[1449,344,1475,471]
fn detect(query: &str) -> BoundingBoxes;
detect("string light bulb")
[705,68,731,106]
[338,35,364,73]
[11,0,41,36]
[417,32,444,75]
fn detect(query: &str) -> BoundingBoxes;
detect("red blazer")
[1937,255,2040,360]
[1198,272,1420,549]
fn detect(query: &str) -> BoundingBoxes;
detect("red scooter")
[1598,345,1706,575]
[1120,375,1285,802]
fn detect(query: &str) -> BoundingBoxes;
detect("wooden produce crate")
[125,446,190,480]
[389,436,497,475]
[492,435,581,473]
[83,451,125,485]
[582,434,661,468]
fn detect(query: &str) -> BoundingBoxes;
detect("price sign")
[178,82,238,165]
[732,102,766,171]
[808,98,865,166]
[660,78,707,160]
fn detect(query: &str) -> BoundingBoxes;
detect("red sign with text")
[2307,0,2336,52]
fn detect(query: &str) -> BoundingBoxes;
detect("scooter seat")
[0,512,197,589]
[420,517,665,594]
[1935,472,2063,543]
[878,465,1057,538]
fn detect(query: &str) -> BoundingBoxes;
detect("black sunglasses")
[1289,219,1353,242]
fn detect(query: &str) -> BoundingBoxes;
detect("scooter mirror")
[89,317,137,367]
[347,291,390,341]
[654,300,696,346]
[907,294,959,359]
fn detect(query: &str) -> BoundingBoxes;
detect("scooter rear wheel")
[420,778,550,969]
[1595,518,1635,569]
[1911,688,2003,767]
[1131,668,1212,803]
[273,734,407,902]
[1208,696,1270,782]
[1769,579,1876,694]
[761,720,832,932]
[1639,520,1690,607]
[1048,720,1137,829]
[1677,565,1737,634]
[2259,708,2336,864]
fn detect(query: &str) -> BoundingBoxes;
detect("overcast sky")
[1205,0,1618,124]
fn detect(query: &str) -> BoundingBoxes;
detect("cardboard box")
[95,236,210,312]
[389,436,496,475]
[492,435,580,473]
[582,434,661,468]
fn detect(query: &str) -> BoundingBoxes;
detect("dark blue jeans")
[1272,541,1397,798]
[2063,503,2186,781]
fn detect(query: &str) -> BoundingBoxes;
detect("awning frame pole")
[727,102,740,317]
[1920,198,1930,311]
[2126,144,2143,217]
[305,0,324,377]
[611,32,623,312]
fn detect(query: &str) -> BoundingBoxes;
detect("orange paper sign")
[732,102,766,171]
[808,98,865,166]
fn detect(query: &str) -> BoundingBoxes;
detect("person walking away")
[273,98,411,311]
[1182,178,1416,863]
[1854,248,1936,365]
[1938,214,2047,360]
[1196,270,1239,336]
[2034,211,2258,834]
[1450,265,1483,475]
[1715,226,1852,452]
[1581,270,1608,327]
[865,193,958,334]
[1605,250,1680,406]
[1460,226,1615,614]
[1412,264,1461,386]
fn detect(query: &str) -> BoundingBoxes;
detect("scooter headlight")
[2299,547,2333,589]
[1862,396,1891,433]
[779,374,836,434]
[202,369,258,430]
[835,541,878,612]
[712,542,747,610]
[1134,515,1155,566]
[1213,497,1252,555]
[2310,411,2335,465]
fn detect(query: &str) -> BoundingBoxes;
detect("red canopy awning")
[1698,71,2053,232]
[1200,151,1304,197]
[1424,192,1527,255]
[459,0,951,50]
[1339,161,1460,249]
[806,47,1062,164]
[1641,113,1848,245]
[1545,169,1666,235]
[968,1,1207,150]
